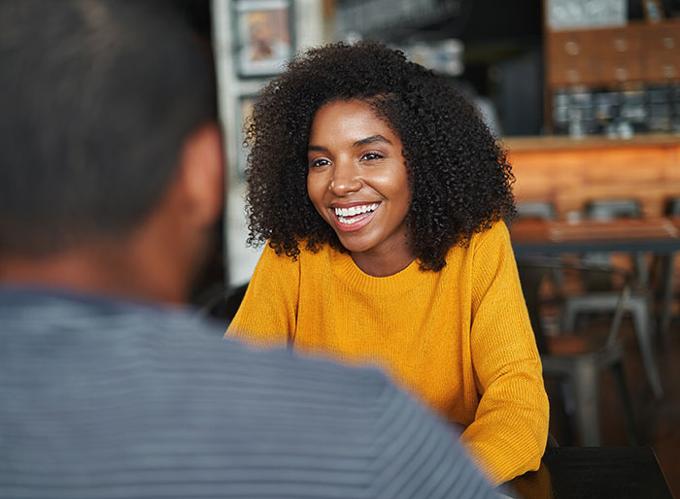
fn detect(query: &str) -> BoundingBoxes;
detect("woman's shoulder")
[471,219,511,248]
[438,221,512,277]
[443,220,510,259]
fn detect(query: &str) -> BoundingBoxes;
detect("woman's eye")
[309,158,330,168]
[361,151,384,161]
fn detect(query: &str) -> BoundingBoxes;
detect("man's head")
[0,0,223,302]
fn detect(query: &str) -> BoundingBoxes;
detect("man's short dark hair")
[0,0,217,255]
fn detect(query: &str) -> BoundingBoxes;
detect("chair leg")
[551,266,565,292]
[610,360,639,445]
[630,299,664,399]
[633,252,649,288]
[658,253,677,339]
[558,381,578,446]
[572,360,600,446]
[562,299,578,332]
[545,377,576,446]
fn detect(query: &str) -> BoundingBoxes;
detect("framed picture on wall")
[236,94,257,179]
[233,0,294,77]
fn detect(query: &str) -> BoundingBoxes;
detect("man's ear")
[177,123,225,229]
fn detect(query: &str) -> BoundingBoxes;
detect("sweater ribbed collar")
[330,249,426,296]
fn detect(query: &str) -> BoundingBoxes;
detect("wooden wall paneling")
[581,148,667,183]
[508,138,680,219]
[662,145,680,181]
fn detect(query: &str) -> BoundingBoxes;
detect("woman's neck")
[350,246,415,277]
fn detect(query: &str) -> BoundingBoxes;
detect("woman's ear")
[177,123,225,229]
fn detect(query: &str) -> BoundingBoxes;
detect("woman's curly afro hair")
[244,41,515,271]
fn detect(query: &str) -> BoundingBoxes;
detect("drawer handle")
[565,41,579,56]
[614,38,627,52]
[663,65,676,78]
[663,37,675,49]
[615,67,628,80]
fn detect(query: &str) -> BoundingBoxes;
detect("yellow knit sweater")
[228,221,549,483]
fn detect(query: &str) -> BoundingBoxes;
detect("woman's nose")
[329,161,361,195]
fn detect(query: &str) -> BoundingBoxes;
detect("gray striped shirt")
[0,288,496,498]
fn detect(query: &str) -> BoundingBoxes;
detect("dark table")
[506,447,673,499]
[510,217,680,337]
[510,218,680,256]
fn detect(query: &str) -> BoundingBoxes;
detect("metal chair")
[561,199,663,399]
[518,259,640,446]
[561,289,662,399]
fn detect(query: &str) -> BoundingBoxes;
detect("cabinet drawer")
[592,27,642,58]
[591,28,642,83]
[641,23,680,81]
[548,31,595,61]
[599,57,643,82]
[548,31,599,86]
[548,61,599,86]
[641,23,680,56]
[644,55,680,81]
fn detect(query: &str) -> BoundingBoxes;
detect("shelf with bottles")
[551,83,680,137]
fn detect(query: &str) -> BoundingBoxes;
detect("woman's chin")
[335,233,373,255]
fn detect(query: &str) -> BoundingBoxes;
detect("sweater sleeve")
[460,222,549,484]
[226,243,300,346]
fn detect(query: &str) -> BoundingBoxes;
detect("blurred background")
[211,0,680,285]
[198,0,679,494]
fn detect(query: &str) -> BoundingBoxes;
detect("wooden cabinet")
[546,20,680,88]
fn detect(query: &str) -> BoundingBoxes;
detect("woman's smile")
[331,202,381,231]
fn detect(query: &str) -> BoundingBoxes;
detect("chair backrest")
[517,257,633,354]
[585,199,642,221]
[582,199,641,288]
[516,201,556,221]
[667,197,680,216]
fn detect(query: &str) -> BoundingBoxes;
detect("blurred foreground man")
[0,2,495,498]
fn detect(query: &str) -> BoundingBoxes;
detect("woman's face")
[306,99,412,271]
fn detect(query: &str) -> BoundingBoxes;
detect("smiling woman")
[227,41,549,484]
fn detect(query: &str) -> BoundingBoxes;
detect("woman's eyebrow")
[308,135,392,152]
[353,135,392,147]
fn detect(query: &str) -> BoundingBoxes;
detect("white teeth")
[338,215,363,225]
[334,203,379,218]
